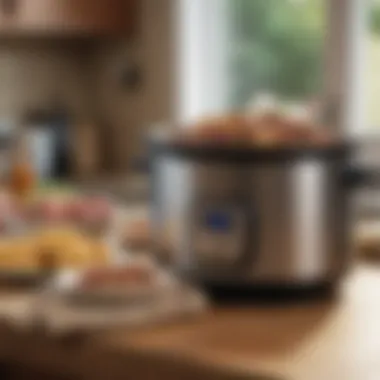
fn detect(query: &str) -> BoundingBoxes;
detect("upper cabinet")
[0,0,137,37]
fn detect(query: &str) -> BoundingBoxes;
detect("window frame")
[175,0,229,124]
[325,0,369,136]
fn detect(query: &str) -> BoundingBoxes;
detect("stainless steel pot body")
[151,144,354,286]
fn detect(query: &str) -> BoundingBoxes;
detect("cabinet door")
[0,0,134,36]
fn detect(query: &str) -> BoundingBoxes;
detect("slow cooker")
[150,136,365,296]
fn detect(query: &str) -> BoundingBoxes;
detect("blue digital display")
[204,211,232,232]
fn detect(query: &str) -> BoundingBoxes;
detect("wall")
[92,0,176,171]
[0,40,91,122]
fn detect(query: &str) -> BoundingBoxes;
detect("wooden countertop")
[0,264,379,380]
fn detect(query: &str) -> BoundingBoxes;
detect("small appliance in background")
[22,107,72,181]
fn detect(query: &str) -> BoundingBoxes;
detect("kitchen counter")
[0,264,379,380]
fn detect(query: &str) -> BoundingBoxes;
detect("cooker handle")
[342,165,380,189]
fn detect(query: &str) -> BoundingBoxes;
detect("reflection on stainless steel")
[152,144,353,287]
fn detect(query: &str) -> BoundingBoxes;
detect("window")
[176,0,326,122]
[176,0,376,134]
[227,0,326,109]
[366,0,380,130]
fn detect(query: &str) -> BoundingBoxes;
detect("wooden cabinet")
[0,0,136,37]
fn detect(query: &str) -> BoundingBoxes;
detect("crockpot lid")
[149,135,352,163]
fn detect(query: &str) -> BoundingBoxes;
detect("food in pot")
[251,113,331,145]
[177,111,334,146]
[183,114,252,144]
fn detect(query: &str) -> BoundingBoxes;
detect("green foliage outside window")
[228,0,325,107]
